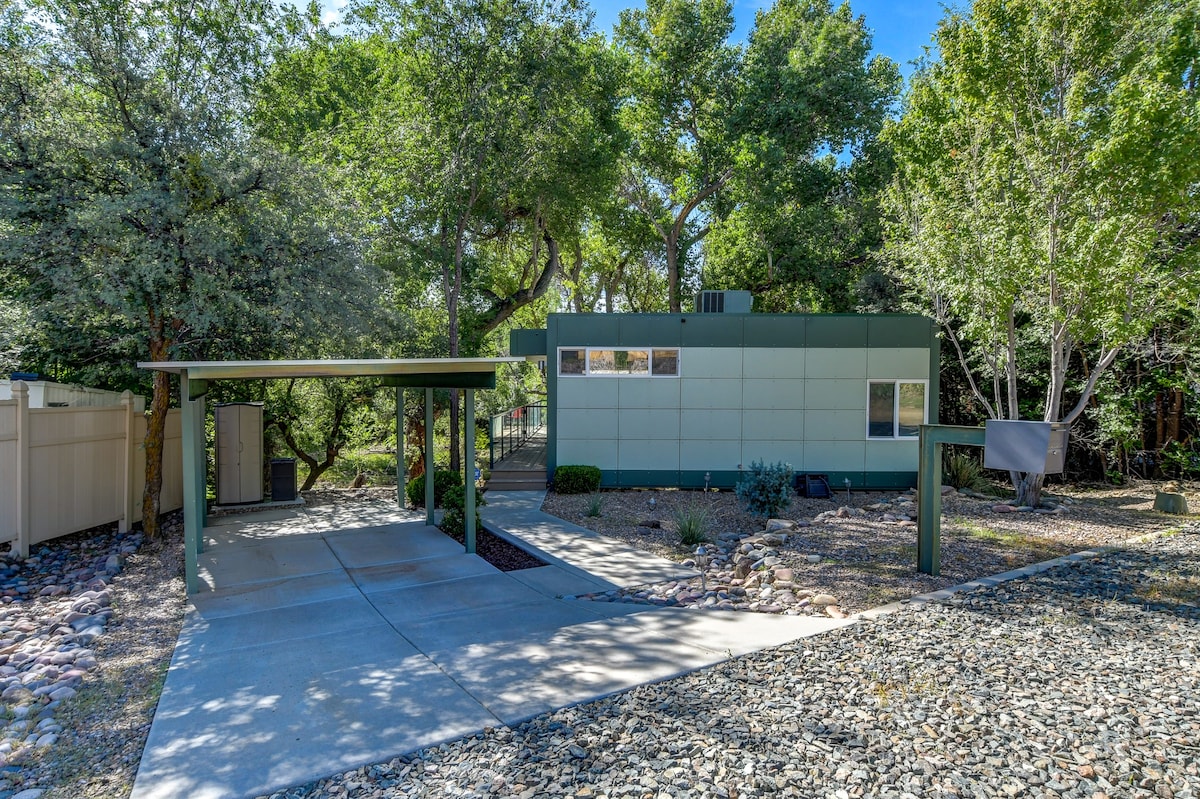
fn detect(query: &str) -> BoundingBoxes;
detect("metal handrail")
[489,402,546,468]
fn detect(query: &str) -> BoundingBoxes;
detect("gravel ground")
[8,483,1198,799]
[3,515,186,799]
[542,483,1190,614]
[264,519,1200,799]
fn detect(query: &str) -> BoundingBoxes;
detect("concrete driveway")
[130,500,852,799]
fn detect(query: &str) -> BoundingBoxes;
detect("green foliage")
[584,493,604,518]
[673,506,710,547]
[942,451,983,491]
[406,469,462,508]
[735,460,794,518]
[439,484,486,539]
[883,0,1200,444]
[1160,442,1200,480]
[553,465,602,495]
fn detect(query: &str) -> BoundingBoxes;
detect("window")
[868,381,926,438]
[558,347,680,377]
[559,349,585,375]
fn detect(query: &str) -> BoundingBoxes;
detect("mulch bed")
[436,525,547,571]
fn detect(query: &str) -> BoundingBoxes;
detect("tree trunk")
[1014,471,1045,508]
[665,230,681,313]
[141,331,170,538]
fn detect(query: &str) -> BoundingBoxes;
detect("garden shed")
[510,297,939,490]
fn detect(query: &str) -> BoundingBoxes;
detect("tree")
[884,0,1200,505]
[617,0,900,313]
[285,0,624,468]
[616,0,739,313]
[0,0,375,535]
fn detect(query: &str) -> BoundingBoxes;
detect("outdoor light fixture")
[694,545,709,590]
[704,471,711,492]
[844,478,852,500]
[648,496,657,509]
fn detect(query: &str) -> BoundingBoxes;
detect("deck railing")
[489,402,545,468]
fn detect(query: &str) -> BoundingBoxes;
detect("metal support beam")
[395,387,404,509]
[180,371,202,593]
[424,388,434,526]
[917,424,987,575]
[464,388,476,554]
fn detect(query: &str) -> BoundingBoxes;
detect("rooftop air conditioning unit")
[694,290,752,314]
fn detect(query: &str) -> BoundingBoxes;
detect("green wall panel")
[804,379,867,410]
[680,378,742,408]
[862,471,918,490]
[803,410,867,441]
[618,316,682,346]
[804,348,867,379]
[554,314,620,345]
[866,348,932,379]
[868,316,934,348]
[804,441,866,472]
[679,410,742,440]
[509,328,547,356]
[742,378,804,410]
[681,348,742,379]
[743,316,805,347]
[680,316,743,347]
[617,377,682,408]
[806,316,869,348]
[557,409,619,439]
[742,348,805,378]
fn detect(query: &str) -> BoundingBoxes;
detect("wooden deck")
[492,430,547,471]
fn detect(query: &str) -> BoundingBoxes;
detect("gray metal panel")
[983,420,1069,474]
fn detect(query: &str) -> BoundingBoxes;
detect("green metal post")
[917,428,942,575]
[424,387,434,526]
[180,372,201,593]
[917,424,988,576]
[464,388,476,554]
[396,387,404,509]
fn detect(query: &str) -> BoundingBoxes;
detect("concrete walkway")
[131,497,853,799]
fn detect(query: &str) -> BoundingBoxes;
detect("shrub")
[673,506,710,546]
[584,493,604,517]
[735,459,794,518]
[406,469,462,508]
[554,465,601,494]
[439,484,486,538]
[942,451,983,490]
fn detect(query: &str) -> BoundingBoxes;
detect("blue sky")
[318,1,949,78]
[587,0,948,75]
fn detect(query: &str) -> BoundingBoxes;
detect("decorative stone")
[993,504,1017,513]
[810,593,838,606]
[1153,492,1189,515]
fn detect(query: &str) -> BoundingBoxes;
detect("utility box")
[271,458,297,502]
[215,403,264,504]
[983,420,1069,474]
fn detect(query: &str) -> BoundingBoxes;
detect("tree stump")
[1153,492,1190,515]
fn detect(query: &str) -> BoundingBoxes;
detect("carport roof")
[138,357,525,387]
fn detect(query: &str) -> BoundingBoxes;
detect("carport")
[139,358,522,593]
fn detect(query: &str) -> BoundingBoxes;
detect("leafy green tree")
[615,0,739,313]
[0,0,375,535]
[884,0,1200,505]
[617,0,899,313]
[281,0,624,467]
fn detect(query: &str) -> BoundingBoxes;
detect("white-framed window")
[558,347,680,377]
[867,380,927,438]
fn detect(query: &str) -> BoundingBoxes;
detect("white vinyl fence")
[0,382,182,556]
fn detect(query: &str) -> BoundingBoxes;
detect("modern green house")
[510,292,939,491]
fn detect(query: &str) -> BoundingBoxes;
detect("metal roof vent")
[694,290,752,313]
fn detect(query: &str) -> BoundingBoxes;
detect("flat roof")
[138,358,524,381]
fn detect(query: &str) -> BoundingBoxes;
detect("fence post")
[13,382,30,558]
[120,391,136,533]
